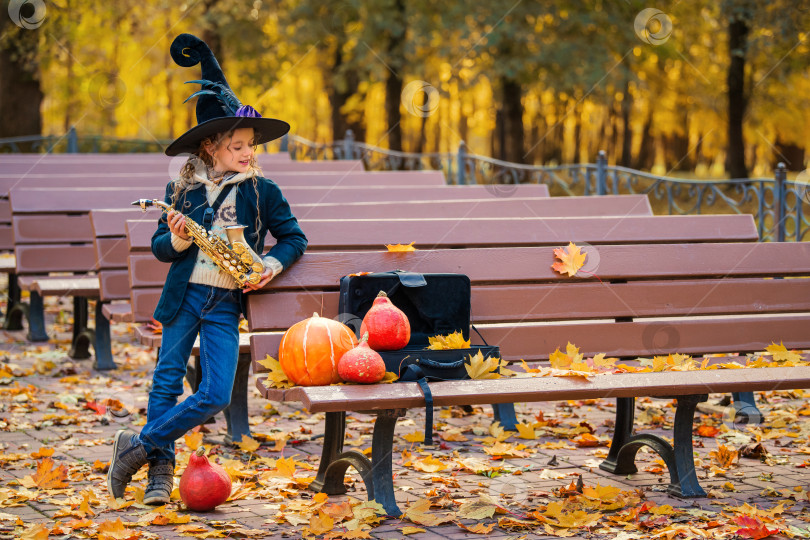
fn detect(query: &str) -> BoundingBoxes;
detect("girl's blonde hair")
[168,130,265,241]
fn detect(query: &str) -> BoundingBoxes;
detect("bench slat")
[292,195,652,220]
[31,276,99,297]
[298,215,758,249]
[15,244,96,274]
[13,215,94,244]
[102,301,134,323]
[256,366,810,412]
[246,278,810,331]
[244,243,810,290]
[99,270,131,301]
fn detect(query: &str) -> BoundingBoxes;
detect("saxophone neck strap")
[203,184,235,231]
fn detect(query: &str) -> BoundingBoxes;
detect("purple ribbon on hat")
[235,105,262,118]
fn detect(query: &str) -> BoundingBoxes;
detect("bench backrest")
[246,242,810,373]
[109,194,654,305]
[128,211,760,325]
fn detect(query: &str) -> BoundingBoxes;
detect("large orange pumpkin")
[278,312,358,386]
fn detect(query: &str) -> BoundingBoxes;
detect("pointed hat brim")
[164,116,290,156]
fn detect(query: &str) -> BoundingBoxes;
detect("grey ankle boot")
[107,429,147,499]
[143,460,175,505]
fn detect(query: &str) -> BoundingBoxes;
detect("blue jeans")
[139,283,241,463]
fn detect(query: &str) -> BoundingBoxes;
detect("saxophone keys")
[247,273,261,285]
[251,262,264,273]
[240,252,253,264]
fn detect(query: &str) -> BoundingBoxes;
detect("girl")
[107,34,307,505]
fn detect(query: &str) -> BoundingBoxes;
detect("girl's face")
[208,128,255,174]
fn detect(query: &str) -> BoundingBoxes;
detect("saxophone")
[132,199,264,287]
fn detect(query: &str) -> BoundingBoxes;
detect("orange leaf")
[386,242,416,252]
[696,425,720,438]
[551,242,586,277]
[29,457,68,489]
[458,522,496,534]
[30,448,54,459]
[183,432,203,451]
[97,518,142,540]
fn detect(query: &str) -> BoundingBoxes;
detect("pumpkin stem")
[360,332,369,345]
[312,312,320,318]
[195,446,206,457]
[376,291,388,298]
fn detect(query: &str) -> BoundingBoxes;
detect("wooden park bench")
[121,194,659,444]
[247,231,810,515]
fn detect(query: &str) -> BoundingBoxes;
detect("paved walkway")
[0,296,808,539]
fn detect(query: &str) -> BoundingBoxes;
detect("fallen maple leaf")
[386,242,416,252]
[696,424,720,438]
[410,456,448,473]
[733,515,780,539]
[26,457,69,489]
[764,342,802,363]
[458,522,497,534]
[183,431,203,451]
[456,499,497,520]
[29,448,54,459]
[237,436,261,453]
[308,510,335,535]
[257,355,295,389]
[551,242,586,277]
[97,518,141,540]
[404,498,454,526]
[400,526,426,535]
[465,351,505,380]
[273,456,297,478]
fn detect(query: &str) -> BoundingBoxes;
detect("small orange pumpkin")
[279,312,358,386]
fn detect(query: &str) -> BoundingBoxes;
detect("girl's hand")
[242,268,275,293]
[167,210,190,240]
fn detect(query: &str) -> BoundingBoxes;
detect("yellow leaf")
[427,331,471,350]
[464,351,502,380]
[237,436,260,453]
[274,456,297,478]
[309,510,335,535]
[19,523,49,540]
[400,526,426,535]
[440,428,468,442]
[257,355,295,389]
[458,522,497,534]
[551,242,586,277]
[765,342,802,363]
[183,432,203,451]
[386,242,416,252]
[380,371,399,383]
[403,498,454,526]
[516,423,537,440]
[97,518,141,540]
[411,456,448,473]
[457,499,497,520]
[403,431,424,443]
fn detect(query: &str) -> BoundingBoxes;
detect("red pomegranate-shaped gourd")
[179,447,232,511]
[279,312,358,386]
[338,333,387,383]
[360,291,411,351]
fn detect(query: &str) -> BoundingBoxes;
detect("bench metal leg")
[26,291,48,342]
[223,353,252,444]
[600,395,708,498]
[310,409,405,516]
[93,301,116,371]
[731,392,763,424]
[310,412,348,494]
[69,297,93,359]
[492,403,518,431]
[2,273,24,331]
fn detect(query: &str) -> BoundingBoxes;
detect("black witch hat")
[164,33,289,157]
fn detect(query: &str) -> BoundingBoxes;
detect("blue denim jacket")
[151,176,308,323]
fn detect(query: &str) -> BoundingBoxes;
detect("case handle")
[417,357,466,370]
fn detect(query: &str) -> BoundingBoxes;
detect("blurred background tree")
[2,0,809,177]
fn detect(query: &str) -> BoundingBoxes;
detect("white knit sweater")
[169,168,284,290]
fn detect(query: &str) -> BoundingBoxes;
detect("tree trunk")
[620,81,633,167]
[383,0,405,152]
[202,0,223,61]
[500,76,525,164]
[726,16,749,178]
[572,99,582,163]
[0,19,43,144]
[328,43,364,142]
[635,108,654,170]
